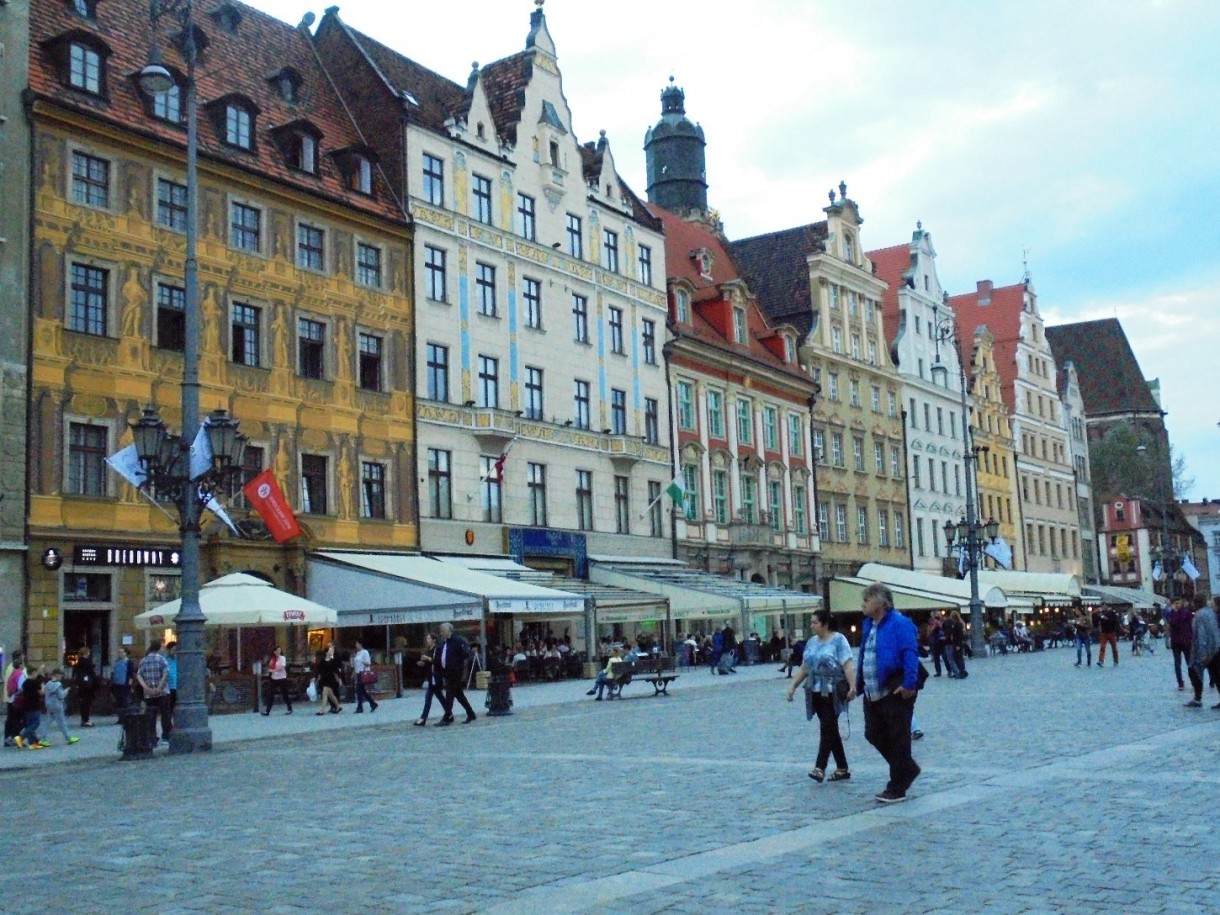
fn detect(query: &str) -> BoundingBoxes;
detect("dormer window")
[45,31,111,97]
[71,0,97,19]
[353,156,372,193]
[273,121,322,174]
[476,122,486,140]
[269,67,303,103]
[675,288,690,323]
[784,336,795,363]
[549,141,560,167]
[844,233,856,262]
[732,307,747,344]
[227,105,252,148]
[152,81,182,124]
[209,2,243,34]
[691,247,714,281]
[331,145,377,196]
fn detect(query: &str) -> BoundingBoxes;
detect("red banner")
[242,470,302,544]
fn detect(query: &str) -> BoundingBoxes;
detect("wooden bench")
[606,656,679,699]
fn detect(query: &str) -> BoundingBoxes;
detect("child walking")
[43,669,79,746]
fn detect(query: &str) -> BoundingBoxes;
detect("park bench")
[605,656,679,699]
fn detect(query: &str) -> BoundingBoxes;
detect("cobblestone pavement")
[3,644,1217,914]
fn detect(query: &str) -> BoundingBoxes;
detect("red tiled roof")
[480,52,532,145]
[729,223,829,338]
[652,207,811,386]
[29,0,404,223]
[947,281,1028,414]
[865,243,914,347]
[1043,319,1162,418]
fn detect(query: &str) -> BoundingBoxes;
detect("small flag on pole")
[189,423,213,482]
[984,536,1013,570]
[1181,555,1201,581]
[105,444,147,489]
[665,475,686,507]
[1152,562,1164,582]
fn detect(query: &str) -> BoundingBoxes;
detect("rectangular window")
[427,449,452,519]
[712,470,729,525]
[818,501,829,540]
[895,513,905,549]
[71,152,109,208]
[230,202,261,252]
[574,379,590,429]
[609,306,624,354]
[476,262,497,317]
[683,464,700,521]
[769,481,783,531]
[677,381,695,430]
[525,366,544,420]
[300,454,328,515]
[644,398,659,444]
[478,355,499,408]
[603,230,619,272]
[426,343,449,401]
[231,302,261,366]
[853,436,865,472]
[69,43,102,94]
[297,224,325,271]
[738,399,753,444]
[642,319,657,364]
[813,428,826,463]
[361,461,386,519]
[913,455,922,488]
[871,385,881,412]
[868,340,878,366]
[874,441,885,474]
[850,333,861,359]
[472,173,492,224]
[232,445,265,507]
[481,456,502,524]
[566,213,583,259]
[425,246,447,302]
[891,445,902,478]
[155,178,187,230]
[517,192,536,240]
[70,265,109,336]
[638,244,653,285]
[298,317,325,379]
[835,504,848,542]
[888,391,897,418]
[614,475,630,534]
[827,373,839,401]
[831,327,842,353]
[423,154,445,206]
[831,432,844,467]
[788,414,802,457]
[937,407,945,435]
[523,278,542,329]
[955,465,962,496]
[793,485,807,535]
[850,380,861,408]
[528,463,547,526]
[878,510,890,547]
[649,481,664,537]
[572,294,589,342]
[67,421,108,495]
[857,506,869,544]
[573,473,592,529]
[225,105,252,149]
[356,243,382,288]
[740,475,757,524]
[916,518,925,557]
[733,307,747,344]
[358,333,383,391]
[707,390,725,438]
[155,282,185,351]
[763,407,779,450]
[611,388,627,435]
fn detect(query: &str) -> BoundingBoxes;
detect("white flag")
[1152,562,1164,582]
[189,423,213,482]
[984,537,1013,570]
[1181,555,1201,581]
[204,495,240,537]
[105,444,148,489]
[957,544,967,576]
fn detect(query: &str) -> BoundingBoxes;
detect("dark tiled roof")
[29,0,403,223]
[948,282,1028,414]
[1044,319,1162,418]
[729,223,828,338]
[480,53,532,145]
[866,243,914,347]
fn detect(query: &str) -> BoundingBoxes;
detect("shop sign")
[73,544,182,568]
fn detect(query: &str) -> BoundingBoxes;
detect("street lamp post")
[136,0,243,754]
[1136,443,1176,600]
[931,304,998,662]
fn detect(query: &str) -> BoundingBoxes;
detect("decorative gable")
[691,247,714,281]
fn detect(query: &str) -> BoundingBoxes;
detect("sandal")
[828,769,851,781]
[808,768,825,783]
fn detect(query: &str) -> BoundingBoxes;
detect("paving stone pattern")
[2,644,1217,914]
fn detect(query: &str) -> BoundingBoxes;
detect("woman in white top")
[787,609,856,783]
[351,640,378,713]
[262,647,293,716]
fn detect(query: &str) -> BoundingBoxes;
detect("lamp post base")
[168,726,213,754]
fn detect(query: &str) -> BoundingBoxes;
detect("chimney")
[977,279,993,305]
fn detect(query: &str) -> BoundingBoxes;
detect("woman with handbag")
[352,640,378,713]
[787,608,856,784]
[261,647,293,716]
[315,644,343,715]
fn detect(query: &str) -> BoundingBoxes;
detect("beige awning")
[134,573,339,628]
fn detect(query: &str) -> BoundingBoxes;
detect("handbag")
[358,669,378,686]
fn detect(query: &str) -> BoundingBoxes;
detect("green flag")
[665,475,686,506]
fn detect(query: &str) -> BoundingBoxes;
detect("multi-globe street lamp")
[931,303,998,661]
[134,0,246,753]
[1135,442,1184,601]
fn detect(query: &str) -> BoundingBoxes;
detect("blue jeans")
[20,710,41,743]
[943,647,961,677]
[356,678,377,711]
[1172,644,1189,686]
[418,681,440,720]
[1075,633,1092,665]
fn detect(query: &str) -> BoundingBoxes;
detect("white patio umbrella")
[134,573,338,670]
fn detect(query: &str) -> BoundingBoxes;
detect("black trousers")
[145,695,173,739]
[810,692,847,771]
[441,683,475,719]
[79,688,97,724]
[265,679,292,712]
[863,693,919,794]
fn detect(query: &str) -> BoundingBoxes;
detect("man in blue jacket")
[855,582,922,803]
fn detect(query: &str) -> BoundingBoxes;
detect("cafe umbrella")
[134,572,338,669]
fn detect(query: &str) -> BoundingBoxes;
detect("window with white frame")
[849,379,861,408]
[831,326,842,353]
[793,485,807,534]
[835,504,848,542]
[675,288,690,323]
[870,384,881,412]
[677,381,695,430]
[853,436,865,472]
[878,509,890,547]
[225,103,253,149]
[707,390,725,439]
[874,441,885,474]
[818,501,829,540]
[68,41,103,94]
[763,406,778,450]
[738,399,753,444]
[813,428,826,464]
[850,333,861,359]
[732,307,747,343]
[827,373,839,401]
[831,432,843,467]
[891,445,902,478]
[894,513,905,548]
[857,506,869,543]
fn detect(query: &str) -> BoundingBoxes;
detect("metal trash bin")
[485,673,512,717]
[119,706,157,760]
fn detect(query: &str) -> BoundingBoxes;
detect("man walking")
[435,623,476,726]
[1096,606,1120,667]
[1166,599,1193,691]
[136,640,171,745]
[855,583,922,804]
[1185,597,1220,708]
[928,612,946,677]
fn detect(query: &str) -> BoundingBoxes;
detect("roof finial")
[535,0,544,8]
[916,219,922,231]
[839,180,848,200]
[828,188,836,204]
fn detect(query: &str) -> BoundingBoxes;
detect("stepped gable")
[29,0,402,222]
[479,52,532,145]
[1044,319,1162,418]
[948,281,1028,413]
[729,223,829,338]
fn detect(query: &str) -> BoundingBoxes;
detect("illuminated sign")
[73,545,182,568]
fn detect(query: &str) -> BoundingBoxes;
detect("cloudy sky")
[251,0,1220,499]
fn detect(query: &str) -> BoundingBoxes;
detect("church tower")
[644,78,708,217]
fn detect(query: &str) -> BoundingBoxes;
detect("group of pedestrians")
[927,610,969,679]
[411,623,477,727]
[1169,596,1220,708]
